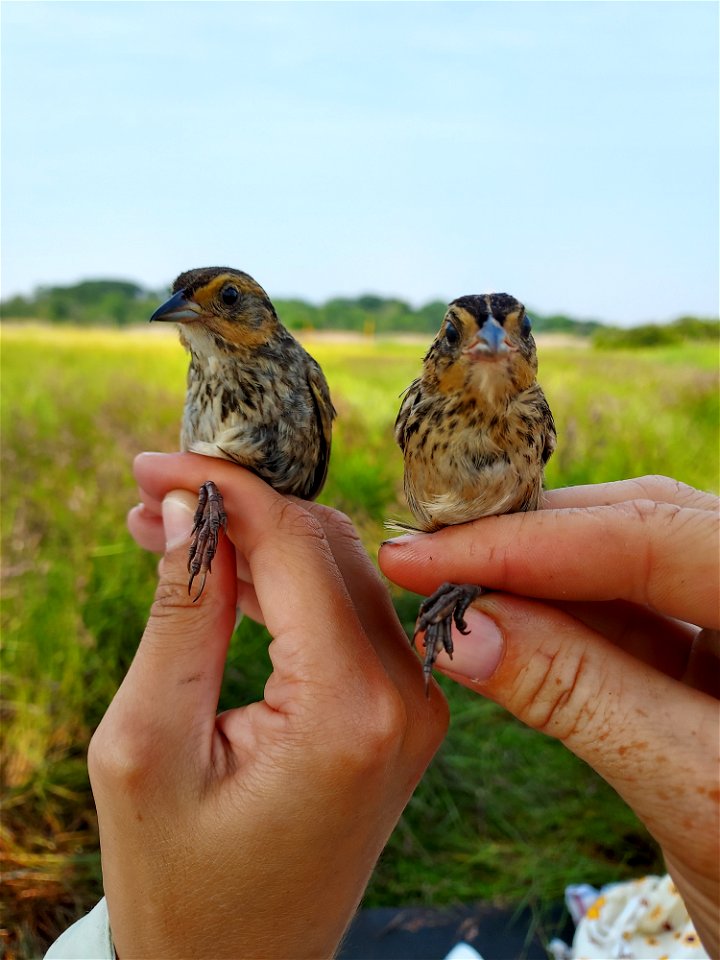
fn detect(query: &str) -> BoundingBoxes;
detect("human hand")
[89,452,448,960]
[379,476,719,955]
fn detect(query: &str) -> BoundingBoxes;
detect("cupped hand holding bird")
[94,453,447,960]
[380,475,720,956]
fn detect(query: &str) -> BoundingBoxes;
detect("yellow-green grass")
[1,325,718,956]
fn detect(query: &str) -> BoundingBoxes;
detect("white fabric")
[44,897,114,959]
[549,874,709,960]
[444,943,484,960]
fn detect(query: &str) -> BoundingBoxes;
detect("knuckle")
[612,500,670,607]
[510,644,595,743]
[617,497,662,523]
[635,474,695,504]
[149,568,217,632]
[364,684,408,750]
[614,497,682,535]
[273,498,327,545]
[484,538,511,583]
[86,728,106,783]
[151,576,194,618]
[88,716,159,792]
[313,505,360,545]
[325,684,408,774]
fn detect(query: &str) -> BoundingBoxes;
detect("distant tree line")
[1,280,160,328]
[592,315,720,348]
[1,278,717,344]
[0,278,604,335]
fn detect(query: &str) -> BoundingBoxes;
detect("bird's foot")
[414,583,483,695]
[188,481,227,601]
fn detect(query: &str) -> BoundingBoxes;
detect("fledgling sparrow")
[394,293,556,691]
[151,266,335,597]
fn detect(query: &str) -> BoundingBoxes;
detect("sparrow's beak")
[464,315,514,359]
[150,289,203,324]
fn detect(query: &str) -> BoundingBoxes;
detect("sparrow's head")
[151,267,278,352]
[423,293,538,398]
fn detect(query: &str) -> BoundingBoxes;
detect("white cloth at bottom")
[548,874,709,960]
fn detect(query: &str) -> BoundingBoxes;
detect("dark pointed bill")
[150,289,203,324]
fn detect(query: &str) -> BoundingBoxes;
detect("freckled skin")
[395,292,557,689]
[152,266,335,595]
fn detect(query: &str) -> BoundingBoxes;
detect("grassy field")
[1,325,718,957]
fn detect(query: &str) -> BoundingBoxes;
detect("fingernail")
[162,490,196,549]
[441,608,504,683]
[381,532,427,547]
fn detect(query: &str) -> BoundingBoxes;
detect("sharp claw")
[414,583,483,693]
[191,573,207,603]
[186,481,227,600]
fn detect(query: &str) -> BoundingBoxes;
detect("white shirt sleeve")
[44,897,115,959]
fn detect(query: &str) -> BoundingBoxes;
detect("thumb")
[435,594,718,862]
[162,489,199,551]
[114,490,238,754]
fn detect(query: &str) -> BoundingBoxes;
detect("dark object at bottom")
[415,583,483,693]
[338,902,573,960]
[188,481,227,601]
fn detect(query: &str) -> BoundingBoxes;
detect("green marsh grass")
[1,325,718,956]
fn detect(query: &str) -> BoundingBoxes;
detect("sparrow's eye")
[221,285,239,306]
[445,320,460,345]
[520,314,532,337]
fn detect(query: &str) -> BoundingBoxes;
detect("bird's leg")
[187,481,227,602]
[414,583,483,695]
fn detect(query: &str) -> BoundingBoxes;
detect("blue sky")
[2,1,718,325]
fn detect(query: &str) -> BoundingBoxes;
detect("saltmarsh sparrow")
[395,293,556,691]
[151,266,335,598]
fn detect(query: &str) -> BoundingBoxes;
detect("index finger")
[134,453,391,708]
[542,475,718,512]
[380,499,719,628]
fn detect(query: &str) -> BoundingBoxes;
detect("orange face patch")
[184,272,278,348]
[208,315,273,349]
[191,272,270,309]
